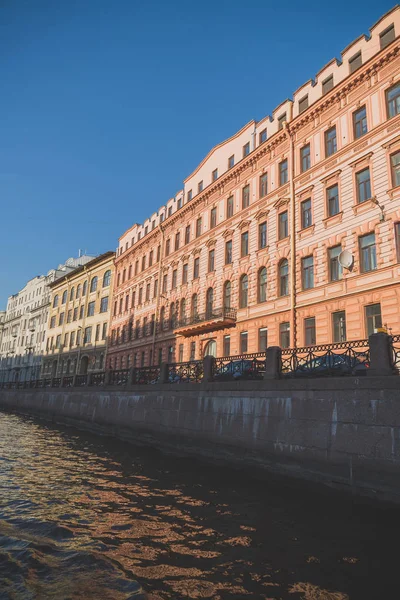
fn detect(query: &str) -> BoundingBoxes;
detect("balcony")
[173,307,237,337]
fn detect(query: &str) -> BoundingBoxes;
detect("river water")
[0,412,399,600]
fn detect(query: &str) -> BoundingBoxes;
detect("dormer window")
[380,24,395,49]
[298,95,309,114]
[349,51,362,73]
[322,75,334,95]
[278,113,287,130]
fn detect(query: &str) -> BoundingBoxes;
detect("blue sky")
[0,0,394,308]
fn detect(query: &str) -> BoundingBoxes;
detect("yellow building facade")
[42,252,114,377]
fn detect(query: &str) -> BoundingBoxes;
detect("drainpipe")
[285,116,297,348]
[151,223,165,363]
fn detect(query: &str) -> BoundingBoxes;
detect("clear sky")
[0,0,395,308]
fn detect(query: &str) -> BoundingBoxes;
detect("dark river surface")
[1,412,399,600]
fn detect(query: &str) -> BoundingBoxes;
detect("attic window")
[380,24,395,49]
[349,51,362,73]
[298,95,309,114]
[322,75,334,95]
[278,113,287,130]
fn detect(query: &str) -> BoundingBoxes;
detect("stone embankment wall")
[1,376,400,502]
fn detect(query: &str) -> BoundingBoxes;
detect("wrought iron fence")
[43,378,52,387]
[281,339,370,378]
[390,334,400,371]
[62,376,74,388]
[214,353,266,381]
[74,374,87,387]
[109,369,129,386]
[28,379,43,388]
[134,366,161,385]
[52,377,62,387]
[168,360,204,383]
[90,371,105,386]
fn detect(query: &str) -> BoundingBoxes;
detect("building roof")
[49,251,115,288]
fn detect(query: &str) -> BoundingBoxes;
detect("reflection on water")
[0,412,399,599]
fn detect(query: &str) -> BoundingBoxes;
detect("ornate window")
[223,281,231,309]
[279,259,289,296]
[239,274,248,308]
[206,288,214,318]
[90,276,98,293]
[258,268,267,303]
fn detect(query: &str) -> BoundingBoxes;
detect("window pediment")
[254,209,270,220]
[382,134,400,151]
[237,220,251,230]
[222,228,234,238]
[349,152,373,169]
[296,184,314,199]
[206,238,217,248]
[191,247,202,256]
[274,197,290,210]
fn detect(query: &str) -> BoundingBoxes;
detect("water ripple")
[0,411,399,599]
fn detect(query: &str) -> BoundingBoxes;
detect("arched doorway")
[203,339,216,357]
[79,355,89,375]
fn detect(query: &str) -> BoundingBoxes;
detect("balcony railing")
[173,307,237,336]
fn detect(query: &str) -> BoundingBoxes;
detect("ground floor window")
[258,328,268,352]
[365,303,382,337]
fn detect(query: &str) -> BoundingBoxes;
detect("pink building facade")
[108,7,400,369]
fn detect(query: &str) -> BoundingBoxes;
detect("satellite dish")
[338,250,353,269]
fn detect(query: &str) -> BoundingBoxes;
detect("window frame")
[359,232,377,273]
[356,167,372,204]
[279,159,288,186]
[241,231,249,257]
[300,143,311,173]
[301,255,314,290]
[332,310,347,342]
[304,317,316,346]
[278,211,288,240]
[353,105,368,140]
[300,198,312,229]
[325,126,337,157]
[259,173,268,198]
[258,267,267,303]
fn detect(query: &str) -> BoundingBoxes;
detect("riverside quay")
[107,7,400,370]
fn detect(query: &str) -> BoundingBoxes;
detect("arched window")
[223,281,231,309]
[82,280,88,296]
[160,306,165,325]
[191,294,198,320]
[53,294,59,308]
[170,302,176,328]
[62,290,67,304]
[279,259,289,297]
[90,276,98,293]
[103,270,111,287]
[258,267,267,303]
[180,298,186,322]
[240,275,248,308]
[206,288,214,318]
[70,286,75,301]
[77,284,81,298]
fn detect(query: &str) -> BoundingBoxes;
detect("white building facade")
[0,255,94,382]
